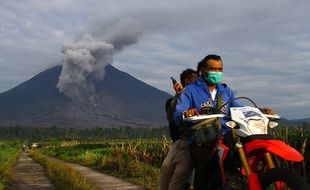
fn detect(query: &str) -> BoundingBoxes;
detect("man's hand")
[259,107,275,115]
[173,83,184,95]
[184,108,200,118]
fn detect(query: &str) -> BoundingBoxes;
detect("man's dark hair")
[196,60,204,75]
[200,54,222,69]
[180,68,196,86]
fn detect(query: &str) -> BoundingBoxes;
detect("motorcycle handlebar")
[217,96,258,112]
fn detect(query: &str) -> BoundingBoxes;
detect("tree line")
[0,126,170,141]
[0,122,309,141]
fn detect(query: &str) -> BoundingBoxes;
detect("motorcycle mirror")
[226,121,237,128]
[268,121,278,128]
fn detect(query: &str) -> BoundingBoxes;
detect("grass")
[271,127,309,180]
[35,127,310,189]
[29,151,99,190]
[0,141,21,190]
[38,139,170,189]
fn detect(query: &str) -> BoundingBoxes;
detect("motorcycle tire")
[258,168,309,190]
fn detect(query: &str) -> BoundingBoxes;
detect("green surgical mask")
[205,72,223,84]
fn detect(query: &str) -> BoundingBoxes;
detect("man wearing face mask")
[174,54,242,135]
[174,54,243,189]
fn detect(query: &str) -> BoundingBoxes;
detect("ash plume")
[102,17,143,51]
[57,18,143,103]
[57,34,113,103]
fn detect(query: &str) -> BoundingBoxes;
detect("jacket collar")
[195,76,226,95]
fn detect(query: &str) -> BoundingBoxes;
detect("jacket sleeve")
[173,88,192,125]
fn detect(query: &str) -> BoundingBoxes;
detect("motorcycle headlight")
[248,119,266,134]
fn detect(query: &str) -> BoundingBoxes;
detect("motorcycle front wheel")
[259,168,309,190]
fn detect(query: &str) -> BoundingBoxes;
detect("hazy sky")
[1,0,310,119]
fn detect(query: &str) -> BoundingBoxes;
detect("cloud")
[1,0,310,119]
[97,17,143,51]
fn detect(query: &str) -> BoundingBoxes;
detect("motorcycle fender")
[218,137,229,184]
[244,139,304,162]
[248,173,262,190]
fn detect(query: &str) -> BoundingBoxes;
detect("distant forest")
[0,122,309,141]
[0,126,169,140]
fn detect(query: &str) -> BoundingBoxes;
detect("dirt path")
[11,152,147,190]
[67,163,146,190]
[47,156,147,190]
[10,152,54,190]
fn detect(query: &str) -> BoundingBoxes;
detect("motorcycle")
[184,97,309,190]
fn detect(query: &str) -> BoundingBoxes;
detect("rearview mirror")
[268,121,278,128]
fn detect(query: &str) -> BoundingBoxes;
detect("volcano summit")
[0,65,171,128]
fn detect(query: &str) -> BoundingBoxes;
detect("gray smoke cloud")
[102,17,143,51]
[57,34,113,103]
[57,17,143,103]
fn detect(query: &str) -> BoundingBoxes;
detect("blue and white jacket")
[174,76,242,135]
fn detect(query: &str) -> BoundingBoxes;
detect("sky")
[0,0,310,120]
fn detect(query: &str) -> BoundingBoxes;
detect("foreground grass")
[29,151,99,190]
[37,127,310,188]
[272,127,309,178]
[0,141,21,190]
[39,139,169,189]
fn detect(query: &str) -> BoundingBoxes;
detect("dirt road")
[11,152,146,190]
[10,152,54,190]
[47,156,147,190]
[68,163,146,189]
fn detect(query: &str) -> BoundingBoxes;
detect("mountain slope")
[0,65,171,128]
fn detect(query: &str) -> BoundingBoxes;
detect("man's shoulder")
[166,97,173,104]
[219,82,227,86]
[218,83,235,94]
[182,82,201,94]
[185,77,203,89]
[165,97,174,111]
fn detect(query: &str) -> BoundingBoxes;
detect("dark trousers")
[190,141,220,190]
[160,140,193,190]
[190,132,236,190]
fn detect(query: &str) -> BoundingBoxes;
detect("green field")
[38,138,170,189]
[1,126,309,189]
[32,127,309,189]
[0,141,21,190]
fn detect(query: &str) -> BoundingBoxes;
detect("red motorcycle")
[186,97,309,190]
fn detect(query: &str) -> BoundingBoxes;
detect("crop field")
[37,137,171,189]
[1,126,310,189]
[0,141,21,190]
[32,127,309,189]
[271,127,310,178]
